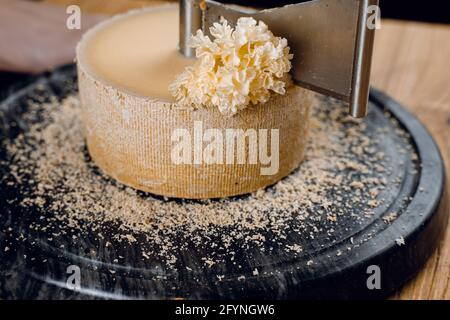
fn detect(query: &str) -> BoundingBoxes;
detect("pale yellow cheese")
[170,17,293,116]
[77,5,312,199]
[83,5,192,101]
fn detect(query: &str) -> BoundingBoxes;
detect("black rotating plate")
[0,65,448,299]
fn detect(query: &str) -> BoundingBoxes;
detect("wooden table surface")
[41,0,450,300]
[372,19,450,300]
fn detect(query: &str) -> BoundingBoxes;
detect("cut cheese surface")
[76,5,312,199]
[82,5,192,101]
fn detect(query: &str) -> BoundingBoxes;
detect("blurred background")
[0,0,449,102]
[24,0,450,22]
[232,0,450,23]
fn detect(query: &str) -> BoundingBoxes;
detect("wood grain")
[372,19,450,300]
[40,0,450,300]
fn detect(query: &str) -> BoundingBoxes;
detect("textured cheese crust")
[76,7,312,199]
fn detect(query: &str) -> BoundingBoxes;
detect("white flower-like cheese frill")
[169,17,293,116]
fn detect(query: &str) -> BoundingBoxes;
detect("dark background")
[230,0,450,24]
[379,0,450,24]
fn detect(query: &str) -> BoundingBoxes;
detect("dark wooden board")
[0,65,448,299]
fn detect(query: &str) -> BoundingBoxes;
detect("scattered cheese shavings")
[169,17,293,116]
[4,90,420,269]
[395,237,405,246]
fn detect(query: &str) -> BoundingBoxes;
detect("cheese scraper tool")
[179,0,379,117]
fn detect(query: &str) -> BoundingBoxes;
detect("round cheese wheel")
[76,4,312,199]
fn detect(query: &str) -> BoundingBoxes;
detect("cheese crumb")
[395,237,405,246]
[170,17,293,116]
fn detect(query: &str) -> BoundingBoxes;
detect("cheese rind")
[77,5,312,199]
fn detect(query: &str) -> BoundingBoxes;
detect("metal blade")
[180,0,378,117]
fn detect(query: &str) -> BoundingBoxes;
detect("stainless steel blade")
[179,0,378,117]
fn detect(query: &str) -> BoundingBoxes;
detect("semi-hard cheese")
[76,5,312,199]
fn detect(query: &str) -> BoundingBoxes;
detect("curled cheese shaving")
[169,17,293,116]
